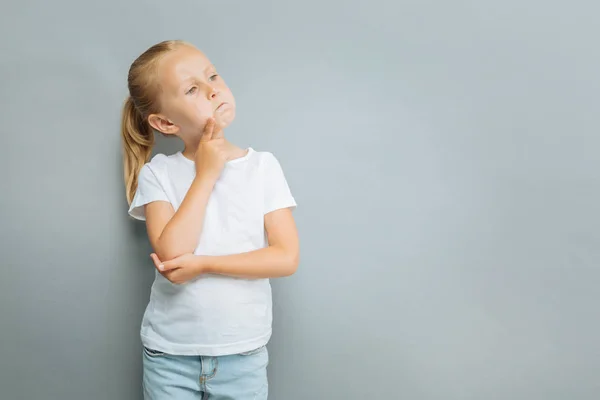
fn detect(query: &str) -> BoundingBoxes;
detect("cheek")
[178,101,212,128]
[192,102,215,126]
[195,100,213,116]
[224,87,235,103]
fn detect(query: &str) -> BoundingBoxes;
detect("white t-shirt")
[128,147,296,356]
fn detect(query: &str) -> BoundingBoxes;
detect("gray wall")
[1,1,599,399]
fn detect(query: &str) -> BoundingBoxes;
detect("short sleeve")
[263,152,297,215]
[128,164,170,221]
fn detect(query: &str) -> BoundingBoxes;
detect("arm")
[153,207,299,283]
[204,207,299,278]
[145,178,215,261]
[145,118,226,261]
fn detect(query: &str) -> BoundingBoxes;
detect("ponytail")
[121,96,154,205]
[121,40,186,204]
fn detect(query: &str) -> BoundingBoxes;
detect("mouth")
[216,102,229,111]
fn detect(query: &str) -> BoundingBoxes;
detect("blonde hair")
[121,39,188,204]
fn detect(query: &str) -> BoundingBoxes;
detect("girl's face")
[148,45,236,142]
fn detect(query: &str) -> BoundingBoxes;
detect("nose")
[207,85,219,99]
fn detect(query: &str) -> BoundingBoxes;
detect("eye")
[209,74,219,81]
[186,86,197,95]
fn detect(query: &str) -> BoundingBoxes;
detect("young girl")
[121,40,299,400]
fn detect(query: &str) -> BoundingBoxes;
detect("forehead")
[157,45,214,90]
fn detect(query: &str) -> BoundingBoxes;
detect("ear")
[148,113,179,136]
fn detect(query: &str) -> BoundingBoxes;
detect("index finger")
[201,118,216,141]
[150,253,165,271]
[151,253,179,272]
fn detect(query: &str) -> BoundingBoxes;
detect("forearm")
[156,177,215,260]
[202,246,299,279]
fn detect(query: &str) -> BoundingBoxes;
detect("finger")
[211,117,224,139]
[151,253,178,272]
[150,253,164,271]
[163,270,176,283]
[202,118,215,141]
[212,124,224,139]
[161,260,180,272]
[164,270,183,285]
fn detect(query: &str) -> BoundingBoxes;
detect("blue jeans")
[142,345,269,399]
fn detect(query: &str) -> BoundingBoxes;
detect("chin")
[218,110,236,130]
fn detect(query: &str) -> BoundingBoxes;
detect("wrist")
[194,255,211,275]
[191,173,217,189]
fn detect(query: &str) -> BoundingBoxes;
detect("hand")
[150,253,205,285]
[194,118,228,181]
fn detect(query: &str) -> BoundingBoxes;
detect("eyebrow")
[178,65,216,90]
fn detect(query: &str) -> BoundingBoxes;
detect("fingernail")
[159,264,164,271]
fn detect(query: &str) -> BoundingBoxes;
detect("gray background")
[1,1,599,399]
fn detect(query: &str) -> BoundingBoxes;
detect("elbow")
[154,240,187,262]
[159,250,189,262]
[283,250,300,277]
[154,232,199,261]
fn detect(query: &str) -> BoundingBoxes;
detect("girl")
[121,40,299,400]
